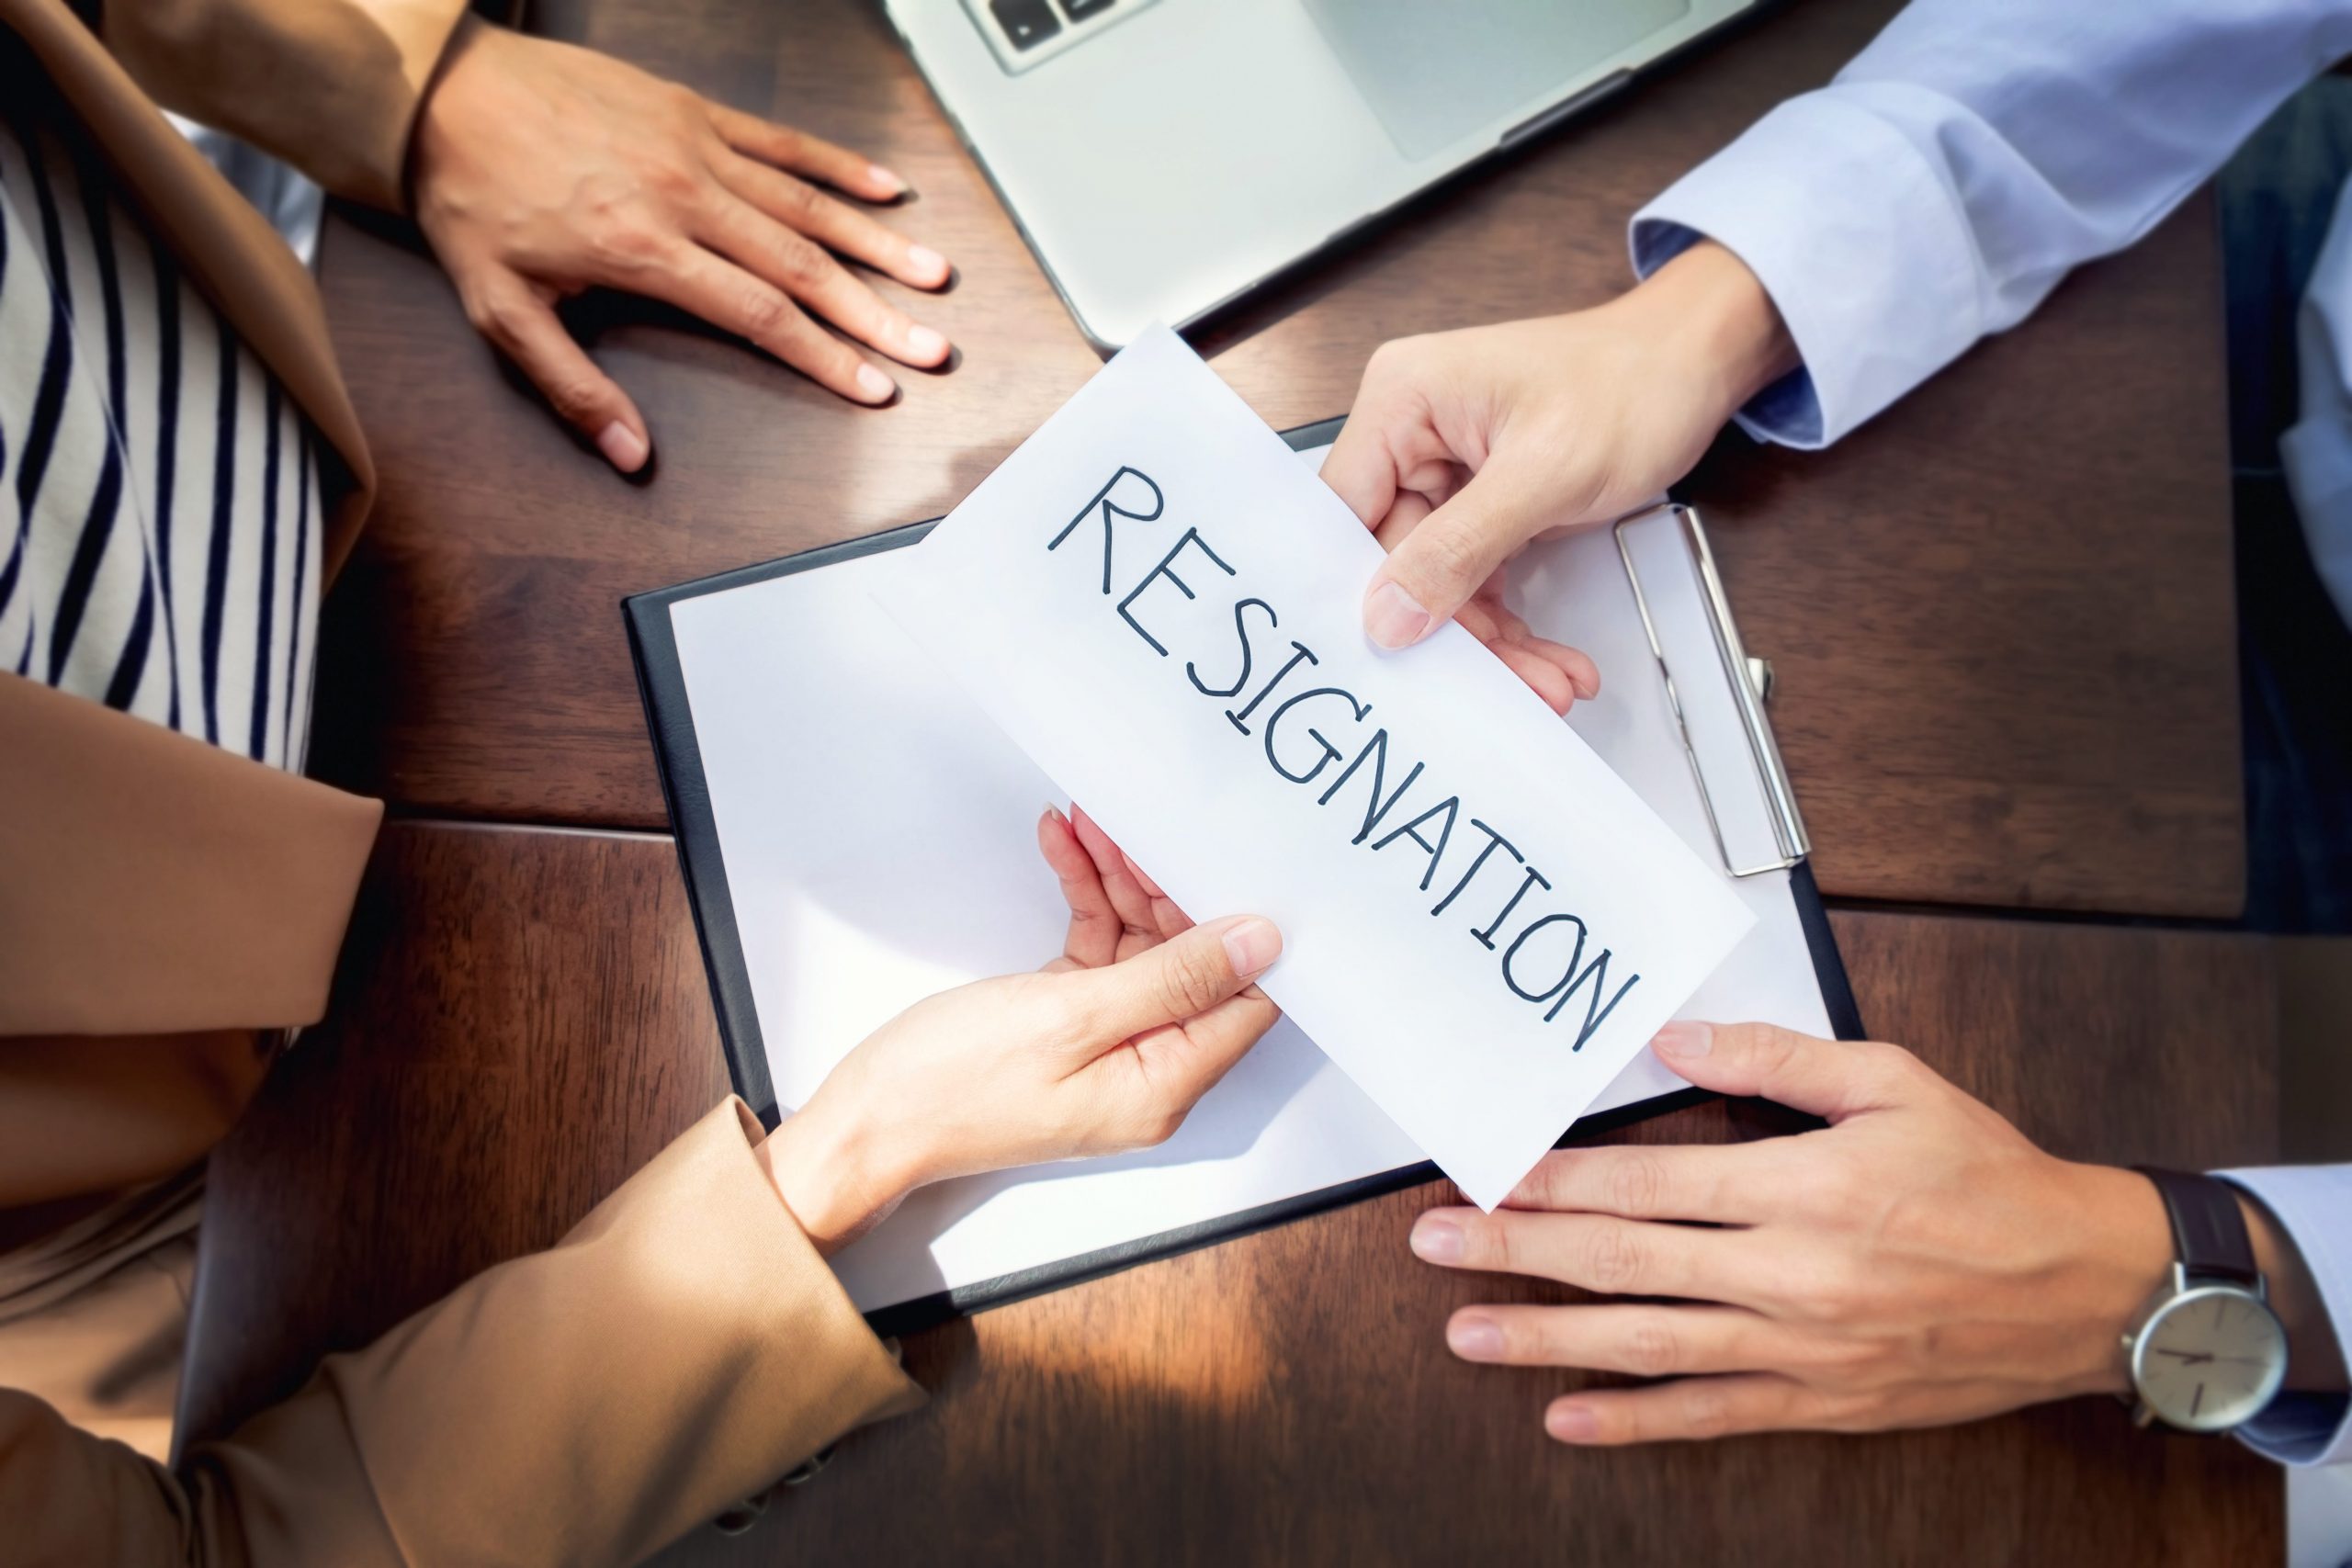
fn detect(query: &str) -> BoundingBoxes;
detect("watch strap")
[2134,1167,2259,1286]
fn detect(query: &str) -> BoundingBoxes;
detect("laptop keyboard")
[988,0,1064,50]
[967,0,1150,73]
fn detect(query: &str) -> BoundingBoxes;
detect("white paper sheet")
[869,328,1752,1209]
[669,445,1831,1313]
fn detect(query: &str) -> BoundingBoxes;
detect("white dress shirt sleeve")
[2216,1165,2352,1467]
[1628,1,2352,448]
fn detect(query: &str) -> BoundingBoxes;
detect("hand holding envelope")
[877,327,1752,1210]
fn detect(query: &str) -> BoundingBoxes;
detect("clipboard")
[625,416,1863,1337]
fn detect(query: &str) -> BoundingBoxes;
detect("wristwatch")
[2120,1167,2290,1433]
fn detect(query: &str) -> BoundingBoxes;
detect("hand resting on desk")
[1408,1022,2346,1446]
[755,805,1283,1253]
[409,17,956,472]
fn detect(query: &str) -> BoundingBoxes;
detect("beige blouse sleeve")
[0,1099,924,1566]
[97,0,473,209]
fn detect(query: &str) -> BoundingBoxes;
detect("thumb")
[1062,915,1282,1043]
[1649,1021,1926,1123]
[462,271,651,473]
[1363,454,1550,649]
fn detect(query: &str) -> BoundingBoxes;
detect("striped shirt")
[0,66,321,773]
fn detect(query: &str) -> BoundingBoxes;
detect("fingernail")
[1219,917,1281,978]
[596,421,648,473]
[1651,1021,1713,1059]
[1365,581,1433,650]
[908,244,949,283]
[907,324,950,363]
[1547,1404,1600,1442]
[855,363,898,403]
[1042,803,1066,827]
[869,163,908,196]
[1409,1215,1463,1264]
[1448,1314,1504,1360]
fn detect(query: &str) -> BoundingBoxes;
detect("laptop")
[880,0,1756,348]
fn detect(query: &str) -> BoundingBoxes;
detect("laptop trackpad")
[1301,0,1690,163]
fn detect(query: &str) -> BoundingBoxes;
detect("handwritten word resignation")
[1047,465,1639,1051]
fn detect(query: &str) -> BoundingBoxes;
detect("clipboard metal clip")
[1614,504,1811,880]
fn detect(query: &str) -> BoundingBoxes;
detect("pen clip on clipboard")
[1614,503,1811,879]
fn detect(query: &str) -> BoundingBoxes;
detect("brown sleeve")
[0,675,382,1039]
[0,1100,923,1566]
[96,0,471,209]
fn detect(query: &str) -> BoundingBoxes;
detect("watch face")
[2131,1285,2290,1432]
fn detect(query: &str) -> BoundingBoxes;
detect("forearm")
[1631,0,2352,446]
[175,1100,919,1566]
[99,0,470,209]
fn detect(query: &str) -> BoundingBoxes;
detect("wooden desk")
[177,0,2276,1560]
[309,0,2240,917]
[185,824,2281,1565]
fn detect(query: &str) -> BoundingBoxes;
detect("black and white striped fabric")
[0,88,321,772]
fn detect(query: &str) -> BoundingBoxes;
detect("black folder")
[625,417,1864,1337]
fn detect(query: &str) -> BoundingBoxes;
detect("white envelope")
[876,326,1753,1208]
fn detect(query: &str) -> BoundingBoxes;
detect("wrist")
[412,13,482,138]
[1620,237,1798,422]
[755,1094,910,1257]
[2051,1161,2177,1398]
[2237,1187,2349,1393]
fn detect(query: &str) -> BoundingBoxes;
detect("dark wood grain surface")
[181,824,2282,1565]
[175,0,2277,1560]
[308,0,2241,916]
